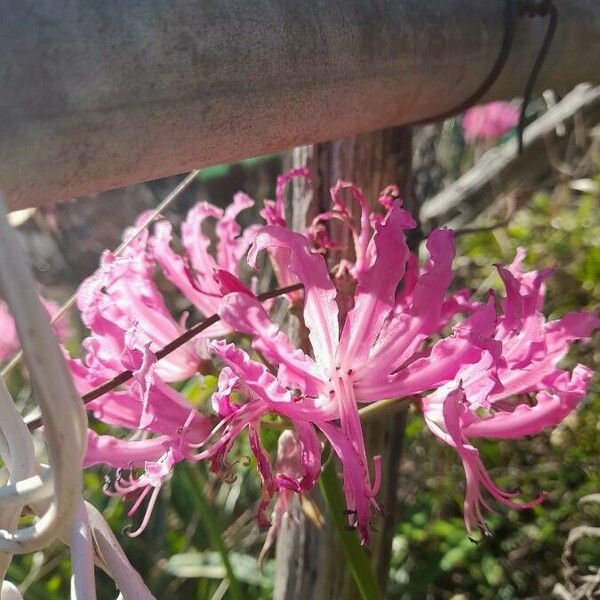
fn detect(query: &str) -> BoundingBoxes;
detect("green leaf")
[180,375,218,408]
[482,555,504,586]
[319,459,384,600]
[165,551,274,589]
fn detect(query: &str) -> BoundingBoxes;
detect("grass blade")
[319,459,383,600]
[177,463,243,600]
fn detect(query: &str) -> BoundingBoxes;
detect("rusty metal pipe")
[1,0,599,208]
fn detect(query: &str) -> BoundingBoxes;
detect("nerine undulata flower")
[207,185,499,542]
[71,233,215,531]
[462,101,520,141]
[205,181,598,542]
[422,250,599,534]
[70,194,260,531]
[76,173,599,546]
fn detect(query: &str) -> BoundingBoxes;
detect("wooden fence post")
[274,125,414,599]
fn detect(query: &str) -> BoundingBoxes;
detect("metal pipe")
[1,0,599,208]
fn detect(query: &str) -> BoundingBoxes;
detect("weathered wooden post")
[274,126,414,598]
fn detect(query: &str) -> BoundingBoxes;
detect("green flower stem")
[319,459,384,600]
[178,463,243,600]
[358,398,409,421]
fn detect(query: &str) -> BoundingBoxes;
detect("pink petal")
[67,355,101,394]
[213,269,254,297]
[258,424,322,561]
[291,422,323,491]
[249,423,276,529]
[150,220,226,324]
[216,192,259,274]
[0,301,19,361]
[181,202,222,276]
[366,228,456,377]
[395,253,419,307]
[80,249,199,381]
[248,227,339,369]
[83,431,169,468]
[356,336,480,402]
[330,372,373,516]
[468,365,592,438]
[496,262,551,341]
[262,167,310,227]
[493,310,600,399]
[338,204,414,370]
[212,366,239,417]
[356,296,497,402]
[438,289,479,329]
[0,298,71,361]
[441,388,545,534]
[210,340,335,422]
[319,422,379,544]
[86,357,211,443]
[330,180,372,276]
[210,339,294,410]
[259,429,303,562]
[218,292,326,396]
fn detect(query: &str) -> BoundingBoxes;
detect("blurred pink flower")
[258,429,307,563]
[0,297,71,362]
[462,101,520,141]
[0,302,18,361]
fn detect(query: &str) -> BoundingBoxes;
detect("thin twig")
[26,282,303,432]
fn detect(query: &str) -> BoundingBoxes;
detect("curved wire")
[414,0,519,125]
[515,1,558,152]
[0,378,37,583]
[416,0,558,156]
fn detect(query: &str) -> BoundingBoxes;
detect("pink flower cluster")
[70,171,599,546]
[462,101,520,141]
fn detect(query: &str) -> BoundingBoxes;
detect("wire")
[515,1,558,153]
[417,0,558,155]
